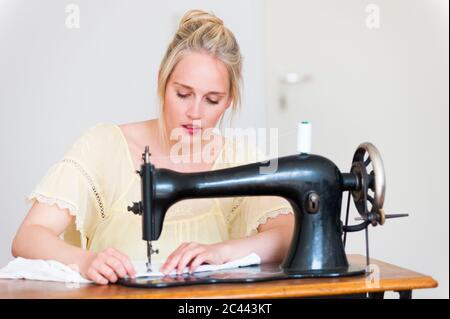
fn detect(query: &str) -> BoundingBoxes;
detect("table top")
[0,254,438,299]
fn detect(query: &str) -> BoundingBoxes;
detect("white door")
[264,0,449,299]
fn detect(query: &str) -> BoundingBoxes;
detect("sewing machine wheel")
[351,143,386,226]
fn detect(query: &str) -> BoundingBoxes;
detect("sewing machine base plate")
[118,263,366,288]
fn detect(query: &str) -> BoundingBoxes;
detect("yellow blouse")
[26,123,292,262]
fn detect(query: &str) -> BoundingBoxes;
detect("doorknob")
[279,73,312,109]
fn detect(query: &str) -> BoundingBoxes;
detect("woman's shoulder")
[63,122,124,162]
[80,122,120,141]
[115,120,152,144]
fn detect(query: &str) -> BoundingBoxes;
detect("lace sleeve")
[26,126,107,249]
[227,196,293,239]
[26,157,104,249]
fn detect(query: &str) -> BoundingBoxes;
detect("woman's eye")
[207,99,219,105]
[177,93,189,99]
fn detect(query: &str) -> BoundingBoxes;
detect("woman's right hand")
[12,202,136,286]
[81,248,136,285]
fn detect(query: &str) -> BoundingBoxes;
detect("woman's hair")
[157,9,243,144]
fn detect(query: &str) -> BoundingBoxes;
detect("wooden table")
[0,255,437,299]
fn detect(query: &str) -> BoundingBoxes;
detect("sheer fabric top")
[27,123,293,262]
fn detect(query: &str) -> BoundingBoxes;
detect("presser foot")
[145,241,159,273]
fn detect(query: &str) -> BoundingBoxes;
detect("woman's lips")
[182,125,201,135]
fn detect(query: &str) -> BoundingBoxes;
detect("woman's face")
[163,51,232,145]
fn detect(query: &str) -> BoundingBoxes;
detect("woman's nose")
[186,100,202,119]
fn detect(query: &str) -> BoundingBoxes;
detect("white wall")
[0,0,448,299]
[265,0,449,298]
[0,0,265,267]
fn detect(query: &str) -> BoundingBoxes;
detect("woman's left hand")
[160,242,230,276]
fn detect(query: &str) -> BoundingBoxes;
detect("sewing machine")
[119,132,407,288]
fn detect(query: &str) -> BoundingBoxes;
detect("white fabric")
[132,252,261,278]
[0,253,261,283]
[0,257,92,284]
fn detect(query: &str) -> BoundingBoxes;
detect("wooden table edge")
[88,275,438,299]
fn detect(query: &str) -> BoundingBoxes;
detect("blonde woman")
[12,10,294,285]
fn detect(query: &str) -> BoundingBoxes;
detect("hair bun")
[179,9,224,29]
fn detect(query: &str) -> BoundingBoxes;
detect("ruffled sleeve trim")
[26,192,77,216]
[247,207,293,237]
[26,192,88,249]
[25,156,105,250]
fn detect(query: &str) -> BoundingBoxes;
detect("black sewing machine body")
[121,143,404,288]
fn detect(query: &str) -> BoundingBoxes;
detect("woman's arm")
[12,202,136,284]
[160,213,294,275]
[222,213,294,263]
[12,202,86,265]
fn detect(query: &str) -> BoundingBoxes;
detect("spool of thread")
[297,121,312,154]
